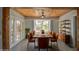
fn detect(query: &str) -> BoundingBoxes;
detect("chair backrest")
[58,33,65,42]
[50,32,58,42]
[31,30,35,36]
[27,32,34,42]
[55,33,59,39]
[52,32,57,39]
[58,34,70,44]
[38,37,49,49]
[41,30,45,34]
[48,31,52,35]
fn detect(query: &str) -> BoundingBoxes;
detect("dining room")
[2,7,77,51]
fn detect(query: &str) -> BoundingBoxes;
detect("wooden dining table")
[33,34,53,38]
[33,34,53,50]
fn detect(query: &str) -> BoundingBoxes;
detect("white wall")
[10,9,25,48]
[51,19,59,32]
[25,19,34,32]
[24,18,59,32]
[0,8,2,50]
[59,10,77,48]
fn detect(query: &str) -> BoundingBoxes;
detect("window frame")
[34,19,51,33]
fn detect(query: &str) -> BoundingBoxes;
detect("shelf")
[65,23,70,25]
[59,19,71,34]
[63,27,70,29]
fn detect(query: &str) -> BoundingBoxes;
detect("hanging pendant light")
[35,8,50,18]
[41,9,45,18]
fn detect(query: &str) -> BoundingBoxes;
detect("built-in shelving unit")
[59,19,71,45]
[59,19,71,35]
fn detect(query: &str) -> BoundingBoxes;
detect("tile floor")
[10,38,76,51]
[10,39,59,51]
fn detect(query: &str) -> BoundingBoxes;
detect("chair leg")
[27,41,29,50]
[47,48,48,51]
[34,41,35,48]
[56,42,58,49]
[47,43,49,51]
[51,41,52,48]
[53,42,56,45]
[38,48,40,51]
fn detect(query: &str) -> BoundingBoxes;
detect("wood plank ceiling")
[13,8,73,18]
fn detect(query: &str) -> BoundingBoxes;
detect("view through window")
[34,20,50,33]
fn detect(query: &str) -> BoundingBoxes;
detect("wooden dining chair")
[27,32,35,48]
[27,32,34,42]
[41,30,45,34]
[48,31,52,35]
[38,37,49,50]
[58,33,65,42]
[32,30,35,36]
[58,34,70,44]
[51,32,58,47]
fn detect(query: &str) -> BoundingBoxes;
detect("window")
[15,20,21,41]
[34,20,50,33]
[10,17,14,44]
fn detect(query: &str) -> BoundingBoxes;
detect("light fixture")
[35,8,50,18]
[41,9,45,18]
